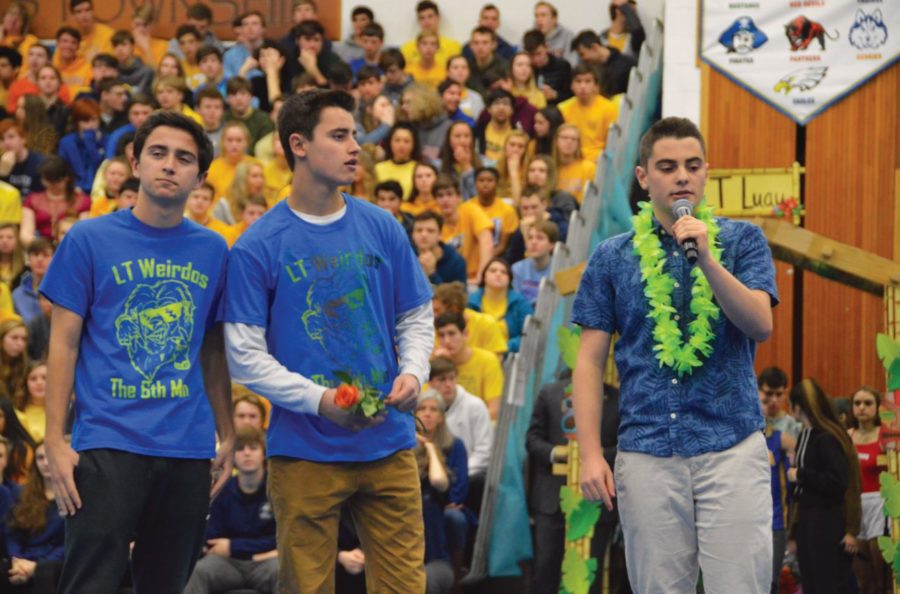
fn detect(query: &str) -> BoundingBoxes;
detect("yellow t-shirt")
[78,23,115,62]
[511,84,547,110]
[374,159,417,201]
[17,404,45,442]
[0,282,14,318]
[0,181,22,225]
[483,122,512,163]
[464,309,507,355]
[52,55,93,94]
[442,200,493,278]
[456,346,504,403]
[475,199,519,250]
[556,159,597,204]
[404,61,447,91]
[182,61,206,91]
[400,195,440,217]
[135,38,170,71]
[401,35,462,72]
[180,104,204,125]
[558,95,619,163]
[480,291,509,340]
[263,159,292,208]
[207,155,260,202]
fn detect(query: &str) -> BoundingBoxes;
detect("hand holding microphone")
[672,198,700,265]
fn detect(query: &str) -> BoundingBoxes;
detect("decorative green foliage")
[880,472,900,518]
[877,334,900,391]
[878,536,894,565]
[558,326,582,372]
[560,485,580,516]
[631,201,723,376]
[560,548,598,594]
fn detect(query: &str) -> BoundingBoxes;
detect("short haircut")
[529,219,559,243]
[292,0,317,10]
[225,76,252,95]
[485,87,514,107]
[133,111,214,175]
[758,367,788,389]
[429,356,457,379]
[56,26,81,43]
[571,29,602,51]
[69,0,91,10]
[111,30,135,46]
[120,177,140,194]
[186,2,213,22]
[433,281,467,310]
[235,427,266,452]
[128,92,154,109]
[417,30,439,45]
[437,78,460,96]
[356,65,382,84]
[432,174,459,195]
[0,47,22,69]
[196,45,223,63]
[195,181,216,197]
[352,5,374,20]
[482,4,499,13]
[176,24,201,41]
[522,29,546,53]
[277,89,356,169]
[482,67,510,89]
[414,210,443,230]
[240,10,266,26]
[360,22,384,39]
[70,98,101,123]
[374,180,403,198]
[196,86,225,105]
[154,75,187,95]
[292,72,318,92]
[243,194,268,210]
[638,117,706,168]
[379,48,406,71]
[27,44,51,61]
[293,19,325,40]
[0,120,25,138]
[97,77,123,95]
[328,61,353,87]
[27,236,55,255]
[534,1,558,17]
[571,62,601,84]
[474,166,499,180]
[416,0,439,15]
[92,53,118,69]
[234,390,267,420]
[435,311,466,331]
[471,25,495,40]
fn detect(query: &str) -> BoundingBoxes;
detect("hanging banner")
[700,1,899,125]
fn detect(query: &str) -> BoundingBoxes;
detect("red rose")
[334,384,360,409]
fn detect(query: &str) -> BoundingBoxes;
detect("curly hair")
[11,441,49,535]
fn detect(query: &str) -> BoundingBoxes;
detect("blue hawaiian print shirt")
[572,217,778,458]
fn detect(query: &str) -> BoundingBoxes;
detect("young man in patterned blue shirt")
[572,117,778,593]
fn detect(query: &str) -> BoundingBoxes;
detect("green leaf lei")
[631,201,722,376]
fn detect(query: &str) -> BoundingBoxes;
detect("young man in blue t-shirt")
[224,89,434,593]
[41,111,235,594]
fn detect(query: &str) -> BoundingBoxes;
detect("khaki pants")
[269,449,425,594]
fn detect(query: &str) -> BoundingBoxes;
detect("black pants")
[796,504,849,594]
[57,449,210,594]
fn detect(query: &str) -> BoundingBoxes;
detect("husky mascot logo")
[115,280,195,383]
[849,9,888,50]
[785,16,839,51]
[719,16,768,54]
[774,66,828,94]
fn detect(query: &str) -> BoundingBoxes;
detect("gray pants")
[183,555,278,594]
[615,432,772,594]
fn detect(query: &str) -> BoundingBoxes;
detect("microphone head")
[672,198,693,218]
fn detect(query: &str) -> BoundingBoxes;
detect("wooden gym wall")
[702,63,900,397]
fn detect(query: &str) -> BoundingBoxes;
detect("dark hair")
[91,53,118,70]
[486,88,514,107]
[55,26,81,43]
[416,0,439,15]
[379,48,406,71]
[571,29,602,51]
[196,45,223,63]
[226,76,252,95]
[414,210,443,230]
[69,0,90,10]
[356,65,382,84]
[133,111,214,175]
[374,180,403,198]
[435,311,466,331]
[0,398,35,484]
[437,78,461,96]
[328,61,353,87]
[175,24,201,41]
[471,25,495,40]
[240,10,266,26]
[352,5,374,20]
[254,39,286,62]
[638,117,706,168]
[120,177,140,194]
[438,122,482,179]
[429,356,457,380]
[474,165,500,180]
[571,62,601,85]
[533,105,564,155]
[384,122,422,163]
[293,19,325,40]
[114,130,136,157]
[97,77,124,95]
[195,86,225,106]
[111,30,134,46]
[432,173,460,195]
[26,236,54,256]
[522,29,547,53]
[277,89,356,169]
[26,43,50,61]
[850,386,882,429]
[479,256,512,289]
[360,22,384,39]
[0,47,22,69]
[292,72,318,92]
[186,2,213,22]
[758,366,788,389]
[38,156,74,184]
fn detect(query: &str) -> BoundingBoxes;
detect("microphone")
[672,198,698,265]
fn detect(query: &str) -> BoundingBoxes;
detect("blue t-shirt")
[225,196,433,462]
[511,258,551,306]
[40,208,229,459]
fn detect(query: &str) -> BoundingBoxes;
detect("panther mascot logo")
[785,16,839,51]
[115,280,195,383]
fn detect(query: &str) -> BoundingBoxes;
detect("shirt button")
[674,282,680,288]
[674,315,680,321]
[673,251,679,257]
[671,378,678,385]
[670,413,677,420]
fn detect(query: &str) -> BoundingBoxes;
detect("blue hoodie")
[206,474,276,559]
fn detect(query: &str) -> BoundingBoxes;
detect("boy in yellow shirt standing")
[557,64,618,163]
[70,0,114,63]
